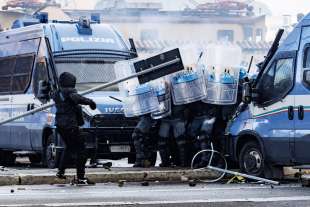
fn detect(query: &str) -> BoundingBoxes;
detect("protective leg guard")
[132,130,145,167]
[195,135,212,168]
[158,137,171,167]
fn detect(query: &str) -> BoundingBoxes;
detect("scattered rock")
[118,180,126,187]
[189,180,196,187]
[141,181,149,186]
[180,176,189,182]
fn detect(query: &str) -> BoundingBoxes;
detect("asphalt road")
[0,182,310,207]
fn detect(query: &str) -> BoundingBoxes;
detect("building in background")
[66,0,269,68]
[0,10,30,29]
[0,0,271,69]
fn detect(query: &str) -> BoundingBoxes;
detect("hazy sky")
[0,0,309,17]
[261,0,310,16]
[61,0,310,17]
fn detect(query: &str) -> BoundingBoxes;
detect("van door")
[253,52,296,164]
[10,54,36,150]
[294,26,310,164]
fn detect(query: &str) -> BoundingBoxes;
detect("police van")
[227,12,310,178]
[0,14,140,168]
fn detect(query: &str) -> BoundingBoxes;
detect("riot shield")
[114,60,159,117]
[114,59,140,96]
[123,83,159,117]
[202,44,242,105]
[150,78,171,120]
[170,46,207,105]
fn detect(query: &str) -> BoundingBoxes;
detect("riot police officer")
[53,72,97,184]
[188,101,218,167]
[158,104,189,167]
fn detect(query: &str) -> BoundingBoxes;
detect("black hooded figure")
[52,72,97,184]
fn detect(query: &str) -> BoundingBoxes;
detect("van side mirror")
[37,80,51,101]
[242,82,252,104]
[303,70,310,87]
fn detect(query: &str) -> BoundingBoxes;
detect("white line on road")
[0,184,300,197]
[2,196,310,207]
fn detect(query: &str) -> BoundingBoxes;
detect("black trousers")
[57,127,87,179]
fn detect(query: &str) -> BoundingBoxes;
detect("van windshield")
[54,53,131,92]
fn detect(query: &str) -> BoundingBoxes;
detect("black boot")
[56,171,66,180]
[195,135,212,168]
[158,137,171,167]
[133,134,145,168]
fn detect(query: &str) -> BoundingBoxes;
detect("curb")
[0,169,217,186]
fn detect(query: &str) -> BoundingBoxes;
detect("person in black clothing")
[158,104,189,167]
[52,72,97,184]
[188,101,218,168]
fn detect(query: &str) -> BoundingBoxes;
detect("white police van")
[0,14,140,168]
[227,13,310,178]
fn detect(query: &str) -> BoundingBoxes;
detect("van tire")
[239,141,265,177]
[0,151,16,166]
[43,134,60,169]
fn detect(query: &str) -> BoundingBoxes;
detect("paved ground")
[1,157,309,206]
[0,157,219,186]
[0,182,309,207]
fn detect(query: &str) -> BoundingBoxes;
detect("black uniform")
[188,101,218,167]
[132,115,155,167]
[158,104,188,167]
[53,72,96,180]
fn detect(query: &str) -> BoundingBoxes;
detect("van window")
[12,54,35,93]
[0,54,35,94]
[55,58,118,91]
[0,56,15,93]
[258,58,294,104]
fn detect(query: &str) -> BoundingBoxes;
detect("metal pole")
[207,165,280,186]
[0,58,181,126]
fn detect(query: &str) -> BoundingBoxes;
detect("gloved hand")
[89,100,97,110]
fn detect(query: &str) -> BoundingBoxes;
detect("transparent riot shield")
[170,46,207,105]
[123,84,159,117]
[204,67,240,105]
[202,44,242,105]
[114,60,159,117]
[150,78,171,120]
[114,59,140,97]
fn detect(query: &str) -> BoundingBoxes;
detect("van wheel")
[239,141,265,177]
[0,151,16,166]
[43,134,59,169]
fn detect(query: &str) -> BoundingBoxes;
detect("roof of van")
[297,12,310,27]
[50,23,128,52]
[277,12,310,52]
[0,24,44,44]
[0,22,129,52]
